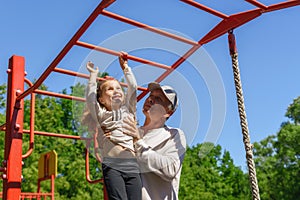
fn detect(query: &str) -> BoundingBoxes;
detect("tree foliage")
[0,84,6,191]
[179,143,251,200]
[253,96,300,200]
[285,96,300,125]
[0,84,6,126]
[0,84,6,111]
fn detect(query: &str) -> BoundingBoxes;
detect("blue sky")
[1,1,300,170]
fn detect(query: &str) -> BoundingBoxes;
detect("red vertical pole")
[3,55,25,199]
[103,184,109,200]
[51,175,55,200]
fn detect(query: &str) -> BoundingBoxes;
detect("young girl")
[83,52,141,200]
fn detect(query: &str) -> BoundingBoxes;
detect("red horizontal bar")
[245,0,268,9]
[101,10,199,46]
[76,41,172,70]
[181,0,229,19]
[265,0,300,13]
[53,68,148,92]
[54,67,89,79]
[34,89,86,102]
[20,192,52,197]
[22,129,86,140]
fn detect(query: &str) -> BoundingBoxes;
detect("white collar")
[140,126,171,148]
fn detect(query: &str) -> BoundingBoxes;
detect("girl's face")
[99,80,124,111]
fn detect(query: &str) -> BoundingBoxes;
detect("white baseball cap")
[148,82,179,112]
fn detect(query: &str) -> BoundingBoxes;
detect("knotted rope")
[228,30,260,200]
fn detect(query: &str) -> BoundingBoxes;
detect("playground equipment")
[1,0,300,199]
[0,150,57,199]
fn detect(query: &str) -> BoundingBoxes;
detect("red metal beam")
[264,0,300,13]
[85,140,104,184]
[76,41,172,70]
[22,129,83,140]
[19,192,52,199]
[246,0,300,13]
[180,0,229,19]
[53,67,148,92]
[101,10,199,46]
[199,9,262,45]
[245,0,268,10]
[3,55,25,199]
[17,0,116,101]
[53,67,90,79]
[22,79,35,159]
[34,89,86,102]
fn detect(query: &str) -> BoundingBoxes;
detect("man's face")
[143,89,171,118]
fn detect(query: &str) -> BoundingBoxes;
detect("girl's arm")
[85,62,104,122]
[119,52,137,116]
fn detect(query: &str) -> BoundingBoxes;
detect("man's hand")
[86,61,99,74]
[104,132,111,139]
[122,115,140,141]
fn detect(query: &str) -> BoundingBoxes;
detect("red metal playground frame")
[1,0,300,199]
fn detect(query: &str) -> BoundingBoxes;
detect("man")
[123,82,187,200]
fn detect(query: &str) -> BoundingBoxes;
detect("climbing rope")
[228,30,260,200]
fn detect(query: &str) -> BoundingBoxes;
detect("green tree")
[0,84,6,112]
[0,84,6,127]
[0,84,6,190]
[179,143,250,200]
[253,96,300,199]
[252,135,277,199]
[285,97,300,125]
[0,84,6,126]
